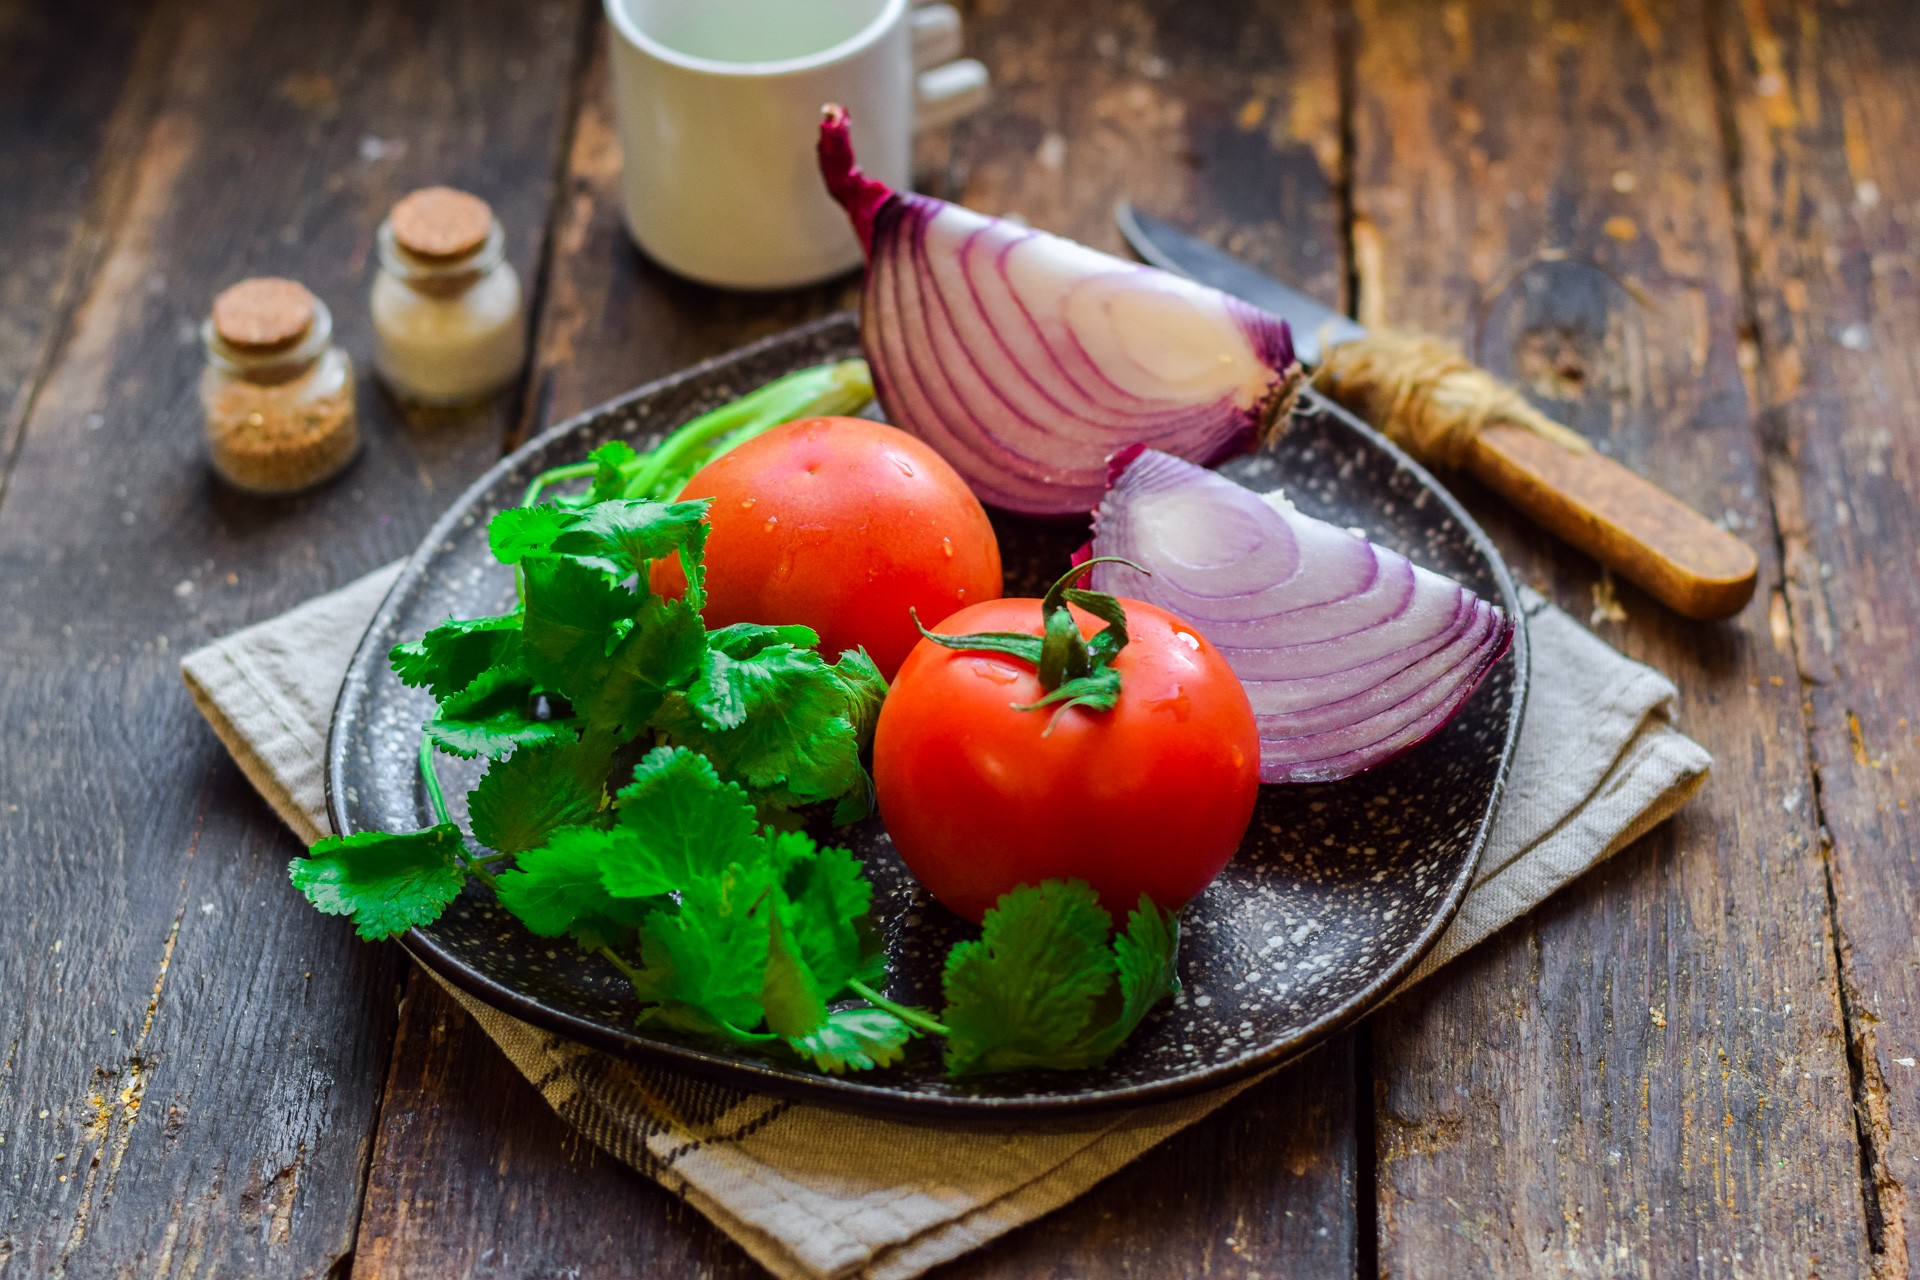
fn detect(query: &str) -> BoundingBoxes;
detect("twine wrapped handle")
[1316,329,1590,470]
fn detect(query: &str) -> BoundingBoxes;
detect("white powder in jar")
[371,263,526,405]
[369,187,528,406]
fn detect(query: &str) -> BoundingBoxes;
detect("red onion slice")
[1089,448,1514,784]
[819,107,1301,515]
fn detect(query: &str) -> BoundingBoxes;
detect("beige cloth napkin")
[183,564,1708,1280]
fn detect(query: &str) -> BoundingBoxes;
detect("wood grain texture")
[1346,0,1870,1273]
[1717,0,1920,1272]
[0,0,588,1272]
[0,0,159,485]
[350,2,1364,1276]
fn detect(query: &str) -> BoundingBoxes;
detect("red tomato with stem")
[651,416,1001,678]
[873,573,1260,923]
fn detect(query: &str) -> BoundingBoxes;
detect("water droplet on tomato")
[739,498,756,510]
[965,655,1023,685]
[942,537,954,558]
[1146,687,1192,722]
[1174,628,1200,650]
[763,516,779,533]
[890,453,916,478]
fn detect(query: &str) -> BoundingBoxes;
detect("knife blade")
[1114,202,1367,365]
[1113,201,1759,622]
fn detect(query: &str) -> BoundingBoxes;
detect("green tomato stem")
[847,978,950,1037]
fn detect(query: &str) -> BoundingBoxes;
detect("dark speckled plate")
[328,313,1527,1117]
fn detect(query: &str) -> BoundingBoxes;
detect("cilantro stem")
[847,979,949,1037]
[418,736,451,826]
[622,360,873,501]
[597,945,647,989]
[522,461,596,508]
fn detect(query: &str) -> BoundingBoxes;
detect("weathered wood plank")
[1346,0,1870,1273]
[1717,0,1920,1272]
[0,0,159,480]
[0,0,589,1272]
[351,1,1363,1275]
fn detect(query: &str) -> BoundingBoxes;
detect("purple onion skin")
[1088,447,1514,784]
[820,108,1298,516]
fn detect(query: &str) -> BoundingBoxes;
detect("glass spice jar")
[370,186,527,406]
[199,277,359,495]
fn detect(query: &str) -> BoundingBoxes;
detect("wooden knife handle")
[1316,329,1758,621]
[1464,422,1757,620]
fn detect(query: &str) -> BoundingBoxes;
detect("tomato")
[651,416,1002,678]
[872,595,1260,923]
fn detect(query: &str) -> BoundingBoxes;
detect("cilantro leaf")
[488,504,578,564]
[759,914,827,1038]
[632,865,777,1034]
[831,648,888,752]
[390,614,520,698]
[468,736,614,855]
[494,825,656,949]
[786,1007,914,1074]
[707,622,821,659]
[425,663,575,759]
[554,498,709,578]
[587,440,638,502]
[290,825,468,941]
[519,554,634,700]
[575,596,706,737]
[1091,895,1182,1053]
[778,843,878,997]
[602,746,761,897]
[939,881,1118,1076]
[654,645,865,806]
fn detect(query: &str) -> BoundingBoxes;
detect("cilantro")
[493,826,654,950]
[707,621,821,658]
[787,1007,914,1074]
[424,664,574,759]
[587,440,639,502]
[632,865,779,1035]
[555,499,709,579]
[602,746,760,896]
[390,614,521,699]
[937,881,1180,1076]
[653,644,866,811]
[289,825,469,941]
[488,504,576,564]
[519,554,636,700]
[467,735,614,855]
[760,914,828,1037]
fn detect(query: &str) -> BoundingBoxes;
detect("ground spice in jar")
[199,277,359,494]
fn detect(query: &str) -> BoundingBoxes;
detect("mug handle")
[910,4,989,133]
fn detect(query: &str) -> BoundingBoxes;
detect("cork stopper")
[389,186,493,261]
[211,277,315,351]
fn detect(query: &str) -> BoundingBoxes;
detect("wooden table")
[2,0,1911,1274]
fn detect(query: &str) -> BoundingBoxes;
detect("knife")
[1116,202,1758,622]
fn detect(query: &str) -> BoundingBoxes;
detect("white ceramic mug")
[605,0,989,290]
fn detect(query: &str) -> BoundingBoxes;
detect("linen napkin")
[183,564,1708,1280]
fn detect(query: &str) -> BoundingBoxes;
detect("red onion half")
[819,107,1301,516]
[1088,447,1513,784]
